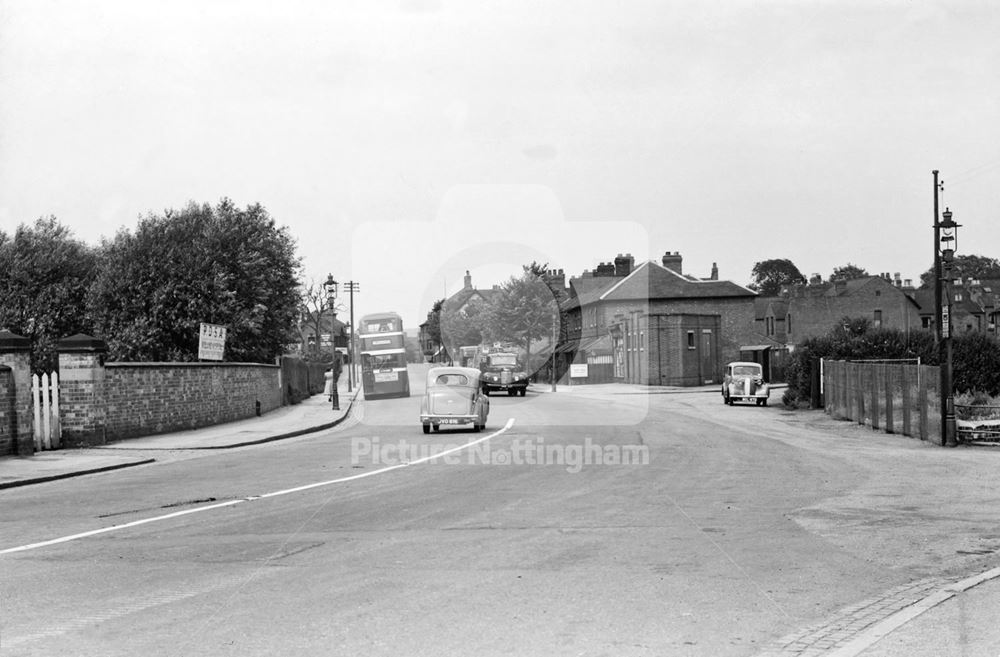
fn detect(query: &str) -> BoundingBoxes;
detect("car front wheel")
[422,423,430,434]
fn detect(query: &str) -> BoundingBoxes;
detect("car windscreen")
[435,374,470,386]
[733,365,760,376]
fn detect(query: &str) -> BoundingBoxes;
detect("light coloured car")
[420,366,490,433]
[722,361,770,406]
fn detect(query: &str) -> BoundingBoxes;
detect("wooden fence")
[823,360,941,441]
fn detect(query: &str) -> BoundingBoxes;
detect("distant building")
[557,252,760,386]
[784,274,922,345]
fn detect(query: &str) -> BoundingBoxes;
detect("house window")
[954,293,963,302]
[687,331,695,349]
[874,310,882,328]
[786,314,792,335]
[922,317,933,329]
[766,317,775,336]
[875,290,881,296]
[640,331,645,351]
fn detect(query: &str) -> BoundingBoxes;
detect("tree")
[830,263,869,281]
[88,199,301,362]
[0,217,98,371]
[439,298,485,351]
[749,259,806,296]
[422,299,445,359]
[919,254,1000,288]
[480,266,559,366]
[297,278,343,362]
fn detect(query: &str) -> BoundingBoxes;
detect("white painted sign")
[570,364,589,378]
[198,323,227,361]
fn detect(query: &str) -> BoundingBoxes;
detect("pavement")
[2,376,999,657]
[0,379,361,490]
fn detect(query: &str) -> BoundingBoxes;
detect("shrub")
[952,332,1000,396]
[784,318,939,406]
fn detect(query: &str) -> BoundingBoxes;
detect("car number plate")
[374,371,398,382]
[441,418,460,424]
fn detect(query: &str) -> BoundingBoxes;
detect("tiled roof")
[599,261,756,301]
[446,287,500,309]
[909,288,936,313]
[753,296,787,320]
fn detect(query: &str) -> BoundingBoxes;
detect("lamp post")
[933,170,960,447]
[323,274,339,410]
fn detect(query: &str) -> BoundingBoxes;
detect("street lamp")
[933,169,960,447]
[324,274,340,410]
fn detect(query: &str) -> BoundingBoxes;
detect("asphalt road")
[2,372,999,656]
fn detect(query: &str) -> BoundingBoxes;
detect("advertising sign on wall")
[198,323,227,361]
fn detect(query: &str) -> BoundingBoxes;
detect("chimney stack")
[464,270,472,290]
[710,262,718,280]
[614,253,635,277]
[661,251,683,275]
[595,262,616,277]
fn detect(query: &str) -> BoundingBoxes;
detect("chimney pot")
[661,251,683,275]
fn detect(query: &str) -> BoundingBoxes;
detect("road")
[2,368,999,656]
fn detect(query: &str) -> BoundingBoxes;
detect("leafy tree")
[0,217,98,371]
[439,298,485,352]
[831,263,869,281]
[88,199,301,362]
[481,266,559,365]
[749,258,806,296]
[919,254,1000,288]
[422,298,445,357]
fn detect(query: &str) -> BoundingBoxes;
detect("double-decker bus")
[357,311,410,399]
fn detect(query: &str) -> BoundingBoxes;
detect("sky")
[2,1,998,330]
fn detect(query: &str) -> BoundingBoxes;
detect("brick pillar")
[0,330,34,455]
[57,334,108,447]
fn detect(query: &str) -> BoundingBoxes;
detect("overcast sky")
[2,1,998,328]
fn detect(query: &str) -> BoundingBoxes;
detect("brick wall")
[0,344,34,455]
[788,278,922,344]
[102,363,281,441]
[59,351,106,446]
[0,366,13,454]
[647,298,757,365]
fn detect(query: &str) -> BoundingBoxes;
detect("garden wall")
[103,362,281,441]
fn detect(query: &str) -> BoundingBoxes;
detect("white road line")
[0,418,515,556]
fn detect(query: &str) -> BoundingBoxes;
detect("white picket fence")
[31,372,60,450]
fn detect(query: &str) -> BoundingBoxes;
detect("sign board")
[570,363,589,378]
[941,307,950,338]
[198,323,227,361]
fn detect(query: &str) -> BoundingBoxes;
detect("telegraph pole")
[345,281,360,392]
[933,170,945,445]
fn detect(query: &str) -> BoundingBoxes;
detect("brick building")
[784,275,923,345]
[558,252,760,386]
[911,277,996,336]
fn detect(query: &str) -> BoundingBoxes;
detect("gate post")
[0,330,34,456]
[57,334,108,447]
